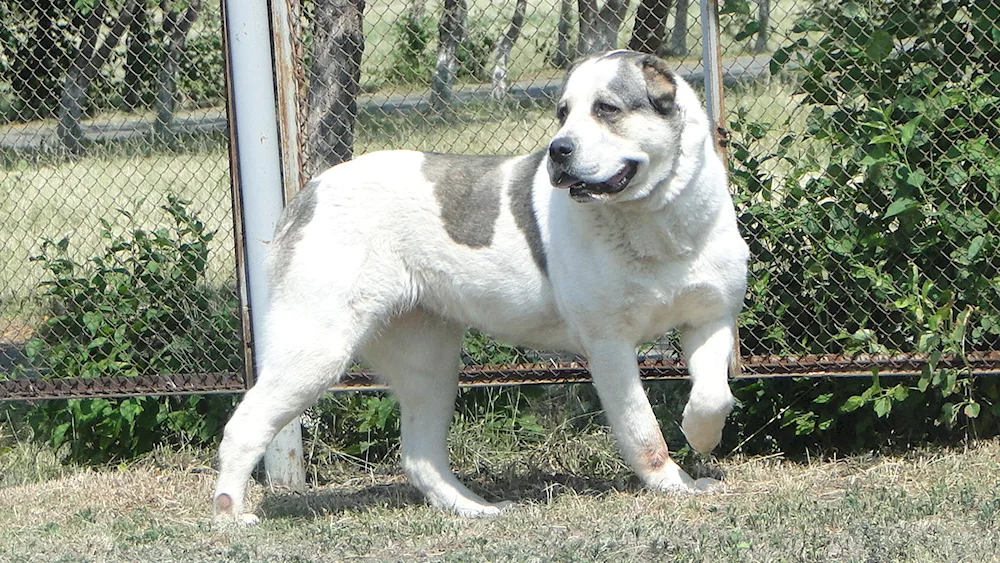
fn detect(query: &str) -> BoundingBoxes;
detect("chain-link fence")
[283,0,1000,385]
[0,1,244,399]
[2,0,998,402]
[724,0,1000,378]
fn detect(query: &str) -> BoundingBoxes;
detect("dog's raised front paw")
[682,390,734,455]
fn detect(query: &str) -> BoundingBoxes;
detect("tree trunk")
[491,0,527,100]
[306,0,366,175]
[577,0,630,55]
[666,0,688,56]
[13,1,64,120]
[753,0,771,53]
[124,5,152,111]
[629,0,672,54]
[552,0,573,68]
[155,0,202,136]
[430,0,467,113]
[58,0,140,152]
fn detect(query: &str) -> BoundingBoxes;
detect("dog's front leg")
[680,318,737,455]
[588,343,714,492]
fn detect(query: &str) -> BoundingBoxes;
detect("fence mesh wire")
[2,0,998,400]
[0,1,244,398]
[722,0,1000,376]
[291,0,1000,382]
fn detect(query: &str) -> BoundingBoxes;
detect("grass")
[1,414,998,563]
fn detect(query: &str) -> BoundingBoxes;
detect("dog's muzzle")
[548,137,639,201]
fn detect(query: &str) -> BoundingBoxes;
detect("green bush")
[12,197,240,462]
[455,22,496,82]
[384,14,436,85]
[383,14,496,86]
[178,31,226,108]
[728,0,1000,451]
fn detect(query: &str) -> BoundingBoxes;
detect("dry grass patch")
[1,438,999,562]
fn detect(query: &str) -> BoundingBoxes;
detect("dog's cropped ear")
[640,55,678,116]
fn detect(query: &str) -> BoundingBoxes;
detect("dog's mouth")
[551,161,639,201]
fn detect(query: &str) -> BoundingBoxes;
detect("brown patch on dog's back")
[425,153,512,248]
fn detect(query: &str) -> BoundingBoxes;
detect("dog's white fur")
[213,51,749,523]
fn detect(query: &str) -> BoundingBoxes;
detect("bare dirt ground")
[1,437,998,562]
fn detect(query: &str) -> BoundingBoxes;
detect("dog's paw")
[651,474,724,495]
[212,493,259,528]
[452,500,516,518]
[691,477,725,493]
[682,391,734,455]
[212,512,261,528]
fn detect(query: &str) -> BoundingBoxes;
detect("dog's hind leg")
[213,305,377,526]
[363,309,511,517]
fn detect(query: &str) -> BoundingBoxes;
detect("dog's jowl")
[213,50,749,523]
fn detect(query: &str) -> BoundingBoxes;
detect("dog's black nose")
[548,137,575,163]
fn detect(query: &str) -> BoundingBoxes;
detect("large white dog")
[213,50,749,524]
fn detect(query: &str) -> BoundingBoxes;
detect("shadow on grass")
[257,470,638,520]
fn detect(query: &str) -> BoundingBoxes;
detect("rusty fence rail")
[2,0,999,403]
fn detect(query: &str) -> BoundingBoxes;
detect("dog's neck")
[580,158,729,262]
[578,200,696,262]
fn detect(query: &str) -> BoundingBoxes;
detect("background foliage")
[6,198,238,462]
[729,0,1000,450]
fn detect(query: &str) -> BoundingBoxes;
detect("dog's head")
[547,50,697,203]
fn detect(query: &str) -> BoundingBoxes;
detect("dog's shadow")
[257,471,637,520]
[257,482,423,519]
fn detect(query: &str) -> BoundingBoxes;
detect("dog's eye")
[556,103,568,121]
[595,102,621,117]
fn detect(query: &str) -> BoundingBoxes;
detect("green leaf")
[119,400,142,424]
[900,117,921,146]
[25,338,45,359]
[734,21,761,42]
[52,422,72,448]
[885,198,917,218]
[916,375,930,392]
[873,396,892,418]
[770,47,791,74]
[940,402,957,426]
[891,384,909,402]
[841,395,866,412]
[964,402,981,419]
[869,133,896,145]
[813,393,834,404]
[905,169,926,190]
[82,311,104,336]
[866,30,893,62]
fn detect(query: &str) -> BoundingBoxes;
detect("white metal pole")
[224,0,305,489]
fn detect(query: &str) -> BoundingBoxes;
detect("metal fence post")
[700,0,741,377]
[223,0,305,490]
[700,0,728,159]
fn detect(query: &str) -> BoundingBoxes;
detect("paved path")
[0,54,770,152]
